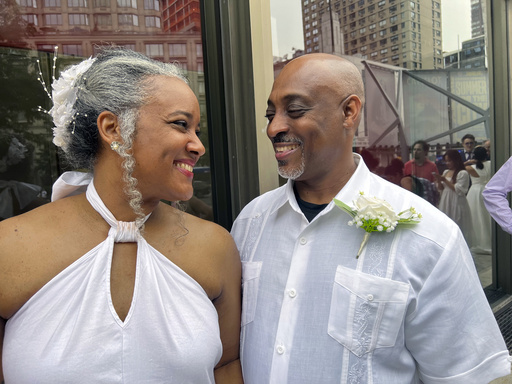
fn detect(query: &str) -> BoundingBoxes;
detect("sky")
[270,0,472,58]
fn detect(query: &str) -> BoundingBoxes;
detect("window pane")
[270,0,493,288]
[1,0,212,222]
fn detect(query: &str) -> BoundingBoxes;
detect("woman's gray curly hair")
[63,48,188,229]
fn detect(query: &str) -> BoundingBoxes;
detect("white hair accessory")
[37,46,96,152]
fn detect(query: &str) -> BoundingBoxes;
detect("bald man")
[231,54,510,383]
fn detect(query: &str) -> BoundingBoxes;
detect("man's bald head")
[276,53,365,107]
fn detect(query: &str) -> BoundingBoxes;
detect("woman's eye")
[171,120,188,129]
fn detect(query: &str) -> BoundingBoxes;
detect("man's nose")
[266,114,289,139]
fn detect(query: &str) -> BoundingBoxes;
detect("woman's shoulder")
[0,194,104,263]
[1,195,86,237]
[151,203,237,254]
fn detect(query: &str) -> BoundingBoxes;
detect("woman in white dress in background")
[466,146,492,254]
[435,149,474,246]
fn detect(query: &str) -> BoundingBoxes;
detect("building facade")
[301,0,443,70]
[13,0,203,70]
[471,0,486,38]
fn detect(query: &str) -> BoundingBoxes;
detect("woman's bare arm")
[1,316,5,383]
[213,231,243,384]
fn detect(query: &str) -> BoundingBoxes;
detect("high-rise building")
[10,0,203,69]
[470,0,486,38]
[301,0,443,70]
[161,0,200,33]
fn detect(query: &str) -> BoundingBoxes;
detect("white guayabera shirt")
[231,154,511,384]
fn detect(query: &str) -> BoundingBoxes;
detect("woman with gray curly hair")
[0,48,243,383]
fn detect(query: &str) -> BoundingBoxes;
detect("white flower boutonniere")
[334,192,421,258]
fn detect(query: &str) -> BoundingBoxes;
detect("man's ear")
[342,95,363,129]
[97,111,121,148]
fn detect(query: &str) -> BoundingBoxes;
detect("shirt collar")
[270,153,372,216]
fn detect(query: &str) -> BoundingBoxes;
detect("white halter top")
[3,172,222,383]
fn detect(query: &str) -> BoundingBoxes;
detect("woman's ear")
[342,95,363,129]
[97,111,121,148]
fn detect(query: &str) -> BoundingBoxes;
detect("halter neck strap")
[85,181,150,243]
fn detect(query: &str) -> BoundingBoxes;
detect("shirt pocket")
[328,265,410,357]
[241,261,262,327]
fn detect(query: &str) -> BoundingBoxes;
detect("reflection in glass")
[270,0,491,287]
[0,0,212,221]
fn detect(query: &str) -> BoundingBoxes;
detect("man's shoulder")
[236,184,288,220]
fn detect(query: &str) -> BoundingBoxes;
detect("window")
[143,0,159,10]
[145,43,163,58]
[62,44,83,56]
[21,14,38,25]
[118,14,138,26]
[390,15,397,23]
[360,27,366,34]
[196,43,202,58]
[69,14,88,25]
[379,29,387,36]
[44,14,62,24]
[378,0,385,6]
[16,0,37,7]
[117,0,136,8]
[369,23,376,30]
[145,16,160,28]
[381,48,388,54]
[44,0,61,7]
[371,51,378,57]
[379,20,387,27]
[169,43,187,56]
[94,0,109,6]
[94,14,111,26]
[68,0,87,7]
[37,44,55,51]
[390,25,398,33]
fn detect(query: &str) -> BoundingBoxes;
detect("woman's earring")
[110,141,120,151]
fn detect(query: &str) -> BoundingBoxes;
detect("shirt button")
[367,294,374,301]
[300,237,307,245]
[276,345,285,354]
[289,289,297,298]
